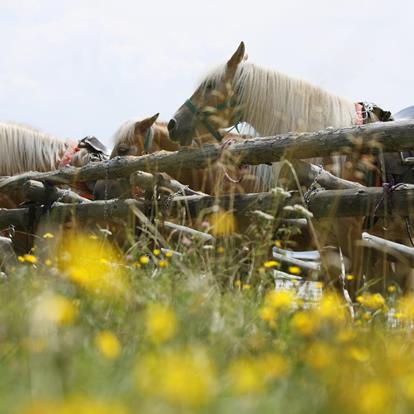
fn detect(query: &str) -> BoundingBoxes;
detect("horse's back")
[393,105,414,120]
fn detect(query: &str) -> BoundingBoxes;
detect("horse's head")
[111,113,177,158]
[168,42,246,146]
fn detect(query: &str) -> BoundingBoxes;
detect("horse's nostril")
[167,118,177,132]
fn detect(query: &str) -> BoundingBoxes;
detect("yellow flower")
[346,274,354,281]
[23,254,37,264]
[357,293,385,310]
[263,260,280,269]
[387,285,396,293]
[136,348,216,407]
[288,266,301,275]
[228,358,266,395]
[44,259,53,267]
[145,304,177,343]
[42,232,54,239]
[357,381,392,414]
[264,290,295,311]
[164,251,173,258]
[347,346,370,362]
[95,330,121,360]
[153,248,161,256]
[21,397,129,414]
[234,280,242,288]
[89,234,98,240]
[316,292,347,323]
[158,260,169,268]
[304,342,334,369]
[217,246,225,254]
[291,311,320,336]
[210,210,236,236]
[257,353,287,380]
[242,284,252,291]
[18,256,25,263]
[34,294,77,325]
[259,306,277,323]
[273,240,282,248]
[57,232,128,297]
[139,255,150,265]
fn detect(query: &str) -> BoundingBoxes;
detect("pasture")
[1,38,414,414]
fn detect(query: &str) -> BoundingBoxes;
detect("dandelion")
[357,293,386,310]
[228,358,266,394]
[288,266,301,275]
[139,255,150,265]
[34,294,77,326]
[158,260,169,268]
[95,330,121,360]
[387,285,396,293]
[164,251,173,258]
[42,232,54,239]
[153,248,161,256]
[259,306,277,324]
[357,380,392,414]
[136,348,216,407]
[210,210,236,236]
[18,256,25,263]
[234,280,242,288]
[44,259,52,267]
[264,290,295,311]
[217,246,225,254]
[304,342,334,369]
[242,284,252,291]
[263,260,280,269]
[145,304,177,343]
[20,254,37,264]
[346,274,354,281]
[291,311,320,336]
[57,232,128,297]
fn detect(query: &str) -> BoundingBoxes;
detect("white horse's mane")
[113,118,138,146]
[199,61,357,191]
[0,123,90,176]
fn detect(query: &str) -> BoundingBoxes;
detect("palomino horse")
[107,113,262,195]
[167,42,408,291]
[0,123,108,207]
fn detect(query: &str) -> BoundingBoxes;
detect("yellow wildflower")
[139,255,149,265]
[263,260,280,269]
[346,274,354,281]
[257,353,287,380]
[259,306,277,323]
[291,311,320,336]
[145,304,177,343]
[357,293,385,310]
[387,285,396,293]
[210,210,236,236]
[23,254,37,264]
[347,346,370,362]
[18,256,25,263]
[136,348,216,407]
[228,358,266,395]
[242,284,252,291]
[234,280,242,288]
[288,266,301,275]
[95,330,121,360]
[57,232,128,297]
[273,240,282,248]
[217,246,225,254]
[34,294,77,326]
[357,381,392,414]
[44,259,52,267]
[304,341,334,369]
[164,251,173,258]
[42,232,54,239]
[153,248,161,256]
[158,260,169,268]
[265,290,295,311]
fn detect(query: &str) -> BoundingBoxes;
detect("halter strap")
[58,143,80,168]
[184,94,242,142]
[143,127,154,154]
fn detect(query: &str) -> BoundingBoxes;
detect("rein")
[184,94,241,142]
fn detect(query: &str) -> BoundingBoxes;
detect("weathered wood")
[361,231,414,265]
[22,180,91,204]
[282,160,364,190]
[0,120,413,190]
[2,186,414,234]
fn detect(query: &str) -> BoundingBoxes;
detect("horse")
[0,122,108,206]
[105,113,262,196]
[0,123,108,254]
[167,41,409,292]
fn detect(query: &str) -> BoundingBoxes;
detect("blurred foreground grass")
[2,230,414,414]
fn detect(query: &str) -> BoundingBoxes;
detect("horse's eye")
[117,145,129,156]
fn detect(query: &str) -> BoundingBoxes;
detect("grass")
[2,227,414,414]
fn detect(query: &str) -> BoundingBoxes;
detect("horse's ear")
[227,41,245,70]
[136,113,160,132]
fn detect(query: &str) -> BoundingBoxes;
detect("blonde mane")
[0,123,90,176]
[200,62,357,190]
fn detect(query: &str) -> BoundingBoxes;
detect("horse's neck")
[238,64,356,135]
[0,123,70,175]
[152,123,180,151]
